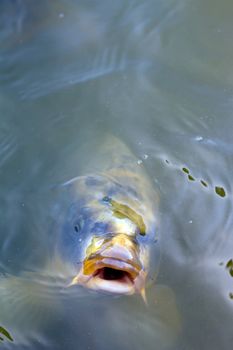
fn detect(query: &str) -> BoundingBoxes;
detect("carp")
[0,136,183,348]
[56,135,160,300]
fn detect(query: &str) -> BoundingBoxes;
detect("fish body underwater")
[0,135,162,342]
[55,135,160,298]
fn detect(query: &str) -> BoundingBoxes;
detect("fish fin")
[67,275,79,287]
[140,288,148,305]
[0,273,61,346]
[150,284,182,340]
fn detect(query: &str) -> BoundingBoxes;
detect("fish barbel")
[56,135,160,299]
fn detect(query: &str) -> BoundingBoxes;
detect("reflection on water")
[166,161,227,197]
[226,259,233,277]
[0,326,13,343]
[0,0,233,349]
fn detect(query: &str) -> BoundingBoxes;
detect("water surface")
[0,0,233,349]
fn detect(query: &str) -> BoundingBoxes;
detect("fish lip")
[70,253,146,295]
[69,234,147,295]
[89,254,140,271]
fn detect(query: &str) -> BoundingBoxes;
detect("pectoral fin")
[0,273,60,345]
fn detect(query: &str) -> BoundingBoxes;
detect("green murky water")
[0,0,233,349]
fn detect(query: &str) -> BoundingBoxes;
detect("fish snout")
[101,244,136,262]
[69,234,147,297]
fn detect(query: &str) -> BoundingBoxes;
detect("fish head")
[57,183,159,298]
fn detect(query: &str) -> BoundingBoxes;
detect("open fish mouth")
[83,256,141,294]
[69,234,147,296]
[93,266,133,284]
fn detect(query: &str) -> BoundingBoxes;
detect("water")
[0,0,233,349]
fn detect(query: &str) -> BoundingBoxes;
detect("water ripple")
[16,48,130,100]
[0,123,17,168]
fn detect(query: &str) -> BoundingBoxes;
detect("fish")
[0,136,181,347]
[55,135,160,300]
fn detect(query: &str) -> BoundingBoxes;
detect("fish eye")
[74,219,83,233]
[74,224,80,233]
